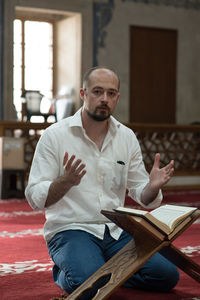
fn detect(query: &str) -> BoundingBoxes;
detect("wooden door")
[130,26,177,123]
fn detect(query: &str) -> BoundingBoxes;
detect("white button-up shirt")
[25,109,162,242]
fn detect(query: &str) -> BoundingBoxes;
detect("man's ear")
[116,92,120,104]
[80,88,85,101]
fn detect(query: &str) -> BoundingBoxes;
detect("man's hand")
[45,152,86,208]
[141,153,174,206]
[63,152,86,186]
[149,153,174,191]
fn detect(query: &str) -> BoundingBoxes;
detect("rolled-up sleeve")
[126,133,163,209]
[25,180,52,210]
[25,129,60,210]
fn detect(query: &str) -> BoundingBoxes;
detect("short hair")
[82,66,120,91]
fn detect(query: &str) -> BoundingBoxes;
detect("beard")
[86,105,111,122]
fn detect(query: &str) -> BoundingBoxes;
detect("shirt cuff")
[128,184,163,209]
[137,188,163,209]
[25,181,52,210]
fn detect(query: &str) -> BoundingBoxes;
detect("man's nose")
[101,91,109,102]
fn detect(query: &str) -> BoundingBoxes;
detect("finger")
[165,171,174,183]
[73,169,87,186]
[79,169,87,179]
[72,159,83,172]
[65,154,76,170]
[168,165,174,176]
[75,163,86,174]
[170,160,174,168]
[165,168,174,178]
[153,153,160,169]
[164,164,174,182]
[63,152,68,166]
[164,160,174,172]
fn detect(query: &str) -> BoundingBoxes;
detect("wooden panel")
[130,26,177,123]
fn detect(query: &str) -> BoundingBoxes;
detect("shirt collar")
[109,115,121,135]
[68,108,83,127]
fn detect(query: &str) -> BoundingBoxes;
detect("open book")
[114,204,197,236]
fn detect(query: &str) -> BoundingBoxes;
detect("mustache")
[96,104,110,109]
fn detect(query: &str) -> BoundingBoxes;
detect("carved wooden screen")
[127,123,200,175]
[0,122,200,180]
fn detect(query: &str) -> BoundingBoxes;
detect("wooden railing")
[126,123,200,176]
[0,121,200,180]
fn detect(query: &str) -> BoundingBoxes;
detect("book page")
[150,205,197,229]
[115,207,147,216]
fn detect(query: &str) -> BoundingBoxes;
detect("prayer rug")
[0,191,199,300]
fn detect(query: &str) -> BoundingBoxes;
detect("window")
[13,18,54,120]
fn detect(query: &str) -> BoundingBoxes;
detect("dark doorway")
[130,26,177,123]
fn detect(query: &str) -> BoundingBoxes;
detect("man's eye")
[94,90,102,95]
[108,91,117,98]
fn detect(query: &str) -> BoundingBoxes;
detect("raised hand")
[149,153,174,191]
[141,153,174,206]
[45,153,86,208]
[63,152,86,187]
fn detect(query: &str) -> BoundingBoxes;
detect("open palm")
[149,153,174,190]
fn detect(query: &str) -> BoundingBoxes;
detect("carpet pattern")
[0,190,200,300]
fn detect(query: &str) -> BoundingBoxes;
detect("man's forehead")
[91,85,118,92]
[88,69,119,88]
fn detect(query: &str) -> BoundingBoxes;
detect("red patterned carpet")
[0,190,200,300]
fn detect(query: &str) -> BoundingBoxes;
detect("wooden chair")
[66,209,200,300]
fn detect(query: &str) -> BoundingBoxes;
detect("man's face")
[81,69,120,121]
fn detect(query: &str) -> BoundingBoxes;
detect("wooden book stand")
[66,209,200,300]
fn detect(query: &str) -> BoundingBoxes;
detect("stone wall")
[1,0,200,123]
[94,0,200,123]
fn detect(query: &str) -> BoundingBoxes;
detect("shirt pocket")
[110,161,126,192]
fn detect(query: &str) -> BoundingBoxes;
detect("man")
[25,67,179,298]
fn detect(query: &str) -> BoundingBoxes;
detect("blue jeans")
[47,226,179,298]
